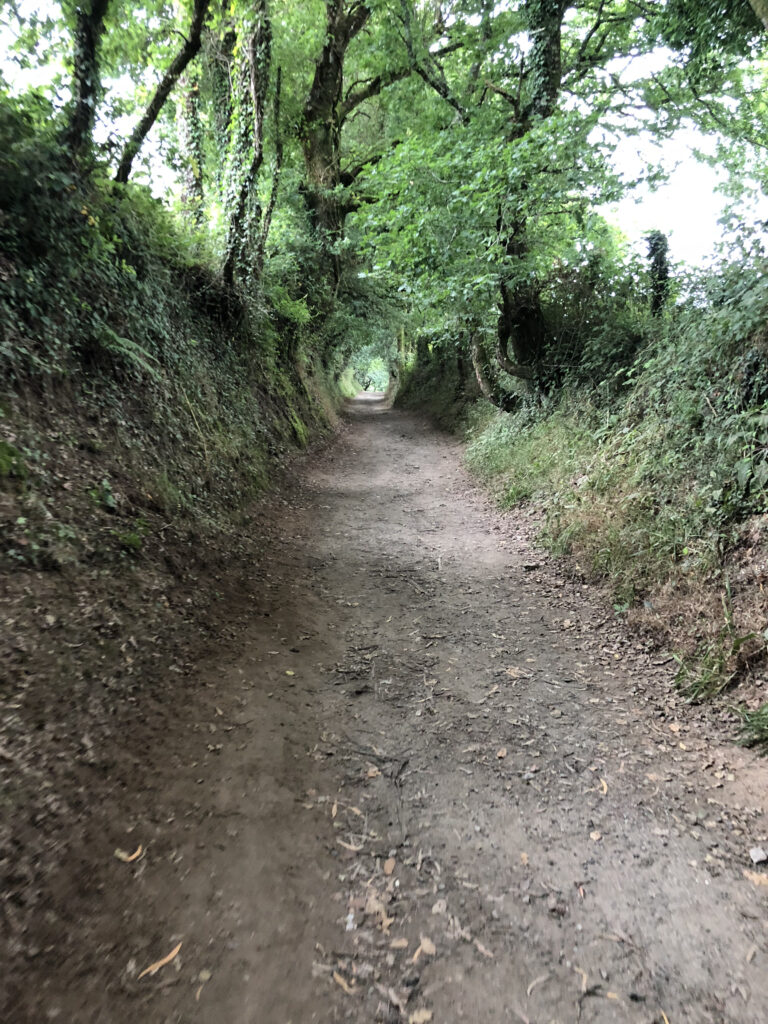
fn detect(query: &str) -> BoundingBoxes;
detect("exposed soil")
[4,394,768,1023]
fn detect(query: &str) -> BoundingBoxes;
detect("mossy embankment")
[396,265,768,744]
[0,106,349,948]
[0,101,344,577]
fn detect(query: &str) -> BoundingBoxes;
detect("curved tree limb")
[398,0,467,122]
[469,333,519,412]
[340,65,412,123]
[494,334,534,382]
[115,0,210,184]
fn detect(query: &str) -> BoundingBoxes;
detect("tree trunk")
[527,0,563,120]
[178,73,205,224]
[491,0,566,390]
[205,24,237,193]
[301,1,371,248]
[65,0,111,158]
[416,334,430,367]
[253,67,283,283]
[497,211,543,378]
[115,0,210,184]
[647,230,670,316]
[749,0,768,30]
[469,332,519,412]
[222,1,272,286]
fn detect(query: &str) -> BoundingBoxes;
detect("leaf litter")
[138,941,182,979]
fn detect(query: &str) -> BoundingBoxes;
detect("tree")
[750,0,768,30]
[114,0,210,183]
[177,72,206,223]
[351,0,768,407]
[65,0,111,158]
[647,230,670,316]
[299,0,418,278]
[221,0,273,285]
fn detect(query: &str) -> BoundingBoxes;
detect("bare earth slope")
[7,395,768,1023]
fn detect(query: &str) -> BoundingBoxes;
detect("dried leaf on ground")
[138,941,182,979]
[366,765,381,778]
[743,869,768,887]
[599,778,608,795]
[383,857,396,876]
[390,937,409,950]
[409,1010,433,1023]
[590,831,602,842]
[365,889,395,933]
[114,845,143,863]
[413,936,436,962]
[377,984,406,1011]
[338,838,364,852]
[526,973,550,997]
[573,966,588,993]
[497,747,507,759]
[333,971,356,995]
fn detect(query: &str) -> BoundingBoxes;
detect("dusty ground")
[4,394,768,1023]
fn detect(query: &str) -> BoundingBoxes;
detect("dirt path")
[10,395,768,1023]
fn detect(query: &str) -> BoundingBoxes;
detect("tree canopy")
[1,0,767,398]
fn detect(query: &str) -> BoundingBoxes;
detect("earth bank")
[2,396,768,1023]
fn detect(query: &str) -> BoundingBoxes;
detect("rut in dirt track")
[20,395,768,1024]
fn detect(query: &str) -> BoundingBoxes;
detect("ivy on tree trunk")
[488,0,567,404]
[178,73,206,224]
[65,0,111,159]
[222,0,272,287]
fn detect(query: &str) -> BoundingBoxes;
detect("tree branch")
[470,332,520,411]
[340,65,413,121]
[574,0,607,68]
[115,0,209,183]
[339,137,402,185]
[495,334,535,380]
[399,0,467,122]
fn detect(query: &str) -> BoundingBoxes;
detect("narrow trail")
[22,396,768,1023]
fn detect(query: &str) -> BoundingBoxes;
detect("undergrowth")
[410,257,768,742]
[738,704,768,750]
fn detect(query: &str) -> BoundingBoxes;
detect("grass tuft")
[737,703,768,749]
